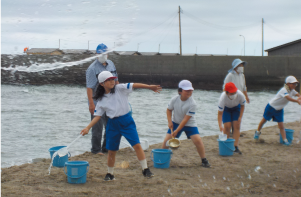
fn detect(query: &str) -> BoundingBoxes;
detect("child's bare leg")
[223,122,232,138]
[133,143,145,161]
[190,135,205,158]
[258,118,267,131]
[107,150,117,167]
[162,134,173,149]
[278,122,286,140]
[232,121,240,147]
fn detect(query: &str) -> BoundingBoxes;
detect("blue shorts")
[167,122,199,139]
[263,104,283,122]
[222,104,241,123]
[106,113,140,151]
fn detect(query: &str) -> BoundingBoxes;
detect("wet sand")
[2,122,301,197]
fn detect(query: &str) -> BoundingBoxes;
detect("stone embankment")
[1,54,301,91]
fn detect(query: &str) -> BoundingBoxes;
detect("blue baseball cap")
[96,43,108,54]
[228,58,247,73]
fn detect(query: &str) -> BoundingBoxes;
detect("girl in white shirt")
[81,71,162,181]
[254,76,301,145]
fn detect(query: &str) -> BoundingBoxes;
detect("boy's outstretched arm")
[172,115,191,138]
[132,83,162,93]
[285,95,301,105]
[80,116,101,136]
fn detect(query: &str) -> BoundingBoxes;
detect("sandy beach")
[1,121,301,197]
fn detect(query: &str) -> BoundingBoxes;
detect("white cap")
[179,80,194,90]
[98,71,117,83]
[285,76,299,84]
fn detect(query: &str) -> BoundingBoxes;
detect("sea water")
[1,84,301,168]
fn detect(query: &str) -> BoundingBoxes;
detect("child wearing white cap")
[81,71,162,181]
[223,59,250,103]
[254,76,301,145]
[161,80,210,168]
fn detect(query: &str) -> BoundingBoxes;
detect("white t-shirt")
[269,87,298,110]
[218,90,246,111]
[223,72,247,92]
[167,95,197,127]
[94,83,133,118]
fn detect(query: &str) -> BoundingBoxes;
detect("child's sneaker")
[103,173,115,181]
[283,139,291,146]
[254,131,261,140]
[234,146,242,154]
[201,159,211,168]
[142,168,154,178]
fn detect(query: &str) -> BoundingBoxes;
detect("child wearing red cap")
[254,76,301,145]
[161,80,210,167]
[217,82,246,154]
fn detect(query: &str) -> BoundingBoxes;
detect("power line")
[183,12,257,30]
[134,11,178,38]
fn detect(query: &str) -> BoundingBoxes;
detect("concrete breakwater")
[1,54,301,91]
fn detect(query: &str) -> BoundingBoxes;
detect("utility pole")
[178,6,182,55]
[137,43,139,51]
[261,18,264,56]
[239,35,245,56]
[59,39,60,49]
[158,44,160,53]
[88,40,89,50]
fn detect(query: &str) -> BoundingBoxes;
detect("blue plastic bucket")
[64,161,89,184]
[279,129,294,144]
[48,146,71,168]
[217,139,235,156]
[150,149,173,169]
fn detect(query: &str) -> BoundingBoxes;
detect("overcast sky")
[1,0,301,55]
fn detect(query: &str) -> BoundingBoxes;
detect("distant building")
[26,48,63,55]
[265,39,301,56]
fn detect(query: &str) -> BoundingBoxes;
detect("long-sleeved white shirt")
[222,71,247,92]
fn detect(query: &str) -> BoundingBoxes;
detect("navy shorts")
[167,122,199,139]
[222,104,241,123]
[106,113,140,151]
[263,104,283,122]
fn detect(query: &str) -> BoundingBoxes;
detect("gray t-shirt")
[86,59,118,105]
[167,95,197,127]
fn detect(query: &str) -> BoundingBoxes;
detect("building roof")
[26,48,61,53]
[114,51,138,55]
[62,49,94,54]
[265,39,301,52]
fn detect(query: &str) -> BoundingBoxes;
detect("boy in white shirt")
[161,80,210,168]
[218,82,246,154]
[254,76,301,145]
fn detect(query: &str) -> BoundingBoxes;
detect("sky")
[1,0,301,56]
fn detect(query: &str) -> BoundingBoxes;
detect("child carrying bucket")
[217,82,246,154]
[161,80,211,168]
[254,76,301,145]
[81,71,162,181]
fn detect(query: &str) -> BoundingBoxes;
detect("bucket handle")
[222,142,235,152]
[150,151,173,165]
[64,164,90,179]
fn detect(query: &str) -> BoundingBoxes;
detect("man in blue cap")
[223,58,250,103]
[86,43,119,155]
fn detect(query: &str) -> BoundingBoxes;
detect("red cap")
[225,82,237,93]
